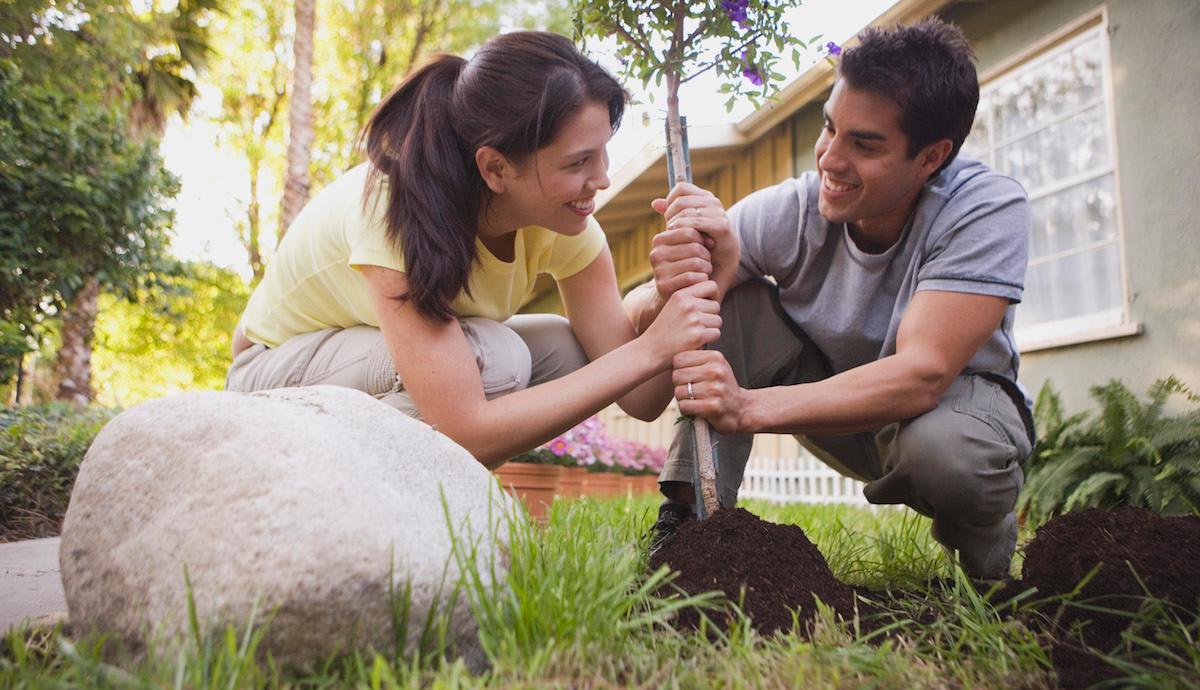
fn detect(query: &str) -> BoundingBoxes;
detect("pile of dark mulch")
[648,507,858,636]
[1013,506,1200,689]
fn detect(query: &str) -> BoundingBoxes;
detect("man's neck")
[846,188,922,254]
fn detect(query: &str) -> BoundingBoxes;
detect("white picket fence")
[600,404,868,505]
[740,453,868,505]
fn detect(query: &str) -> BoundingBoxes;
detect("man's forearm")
[739,352,950,436]
[621,282,665,335]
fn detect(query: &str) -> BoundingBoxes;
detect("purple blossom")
[721,0,750,29]
[740,49,764,86]
[826,41,842,57]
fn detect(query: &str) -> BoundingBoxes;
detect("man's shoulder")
[912,157,1032,258]
[926,156,1028,205]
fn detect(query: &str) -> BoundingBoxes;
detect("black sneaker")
[648,501,694,555]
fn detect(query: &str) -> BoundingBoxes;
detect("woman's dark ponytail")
[361,33,628,322]
[362,55,475,322]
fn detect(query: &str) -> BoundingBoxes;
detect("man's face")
[814,81,940,247]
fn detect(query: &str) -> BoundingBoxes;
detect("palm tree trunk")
[54,276,100,406]
[279,0,316,241]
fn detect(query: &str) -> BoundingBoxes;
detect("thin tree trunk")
[279,0,316,240]
[665,2,719,519]
[8,352,23,405]
[246,164,265,284]
[54,276,100,406]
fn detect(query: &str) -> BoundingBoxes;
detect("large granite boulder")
[60,386,513,669]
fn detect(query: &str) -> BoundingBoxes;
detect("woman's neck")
[477,200,519,262]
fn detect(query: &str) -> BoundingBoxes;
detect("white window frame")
[969,8,1141,353]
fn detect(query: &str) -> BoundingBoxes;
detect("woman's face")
[501,100,614,236]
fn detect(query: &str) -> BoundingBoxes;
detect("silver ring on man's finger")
[692,207,702,217]
[687,381,695,400]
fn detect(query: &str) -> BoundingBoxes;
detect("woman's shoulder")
[289,163,384,235]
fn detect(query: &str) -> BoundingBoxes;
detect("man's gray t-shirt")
[732,156,1030,393]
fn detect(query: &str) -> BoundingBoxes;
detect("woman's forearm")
[436,336,668,468]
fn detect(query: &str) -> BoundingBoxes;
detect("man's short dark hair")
[839,17,979,175]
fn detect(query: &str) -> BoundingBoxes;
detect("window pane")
[991,34,1103,144]
[1020,242,1121,328]
[1028,174,1117,262]
[996,103,1109,193]
[961,104,992,164]
[973,26,1125,339]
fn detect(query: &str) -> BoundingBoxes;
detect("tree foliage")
[570,0,815,112]
[91,261,249,406]
[308,0,563,187]
[0,61,179,382]
[1020,377,1200,527]
[1,0,216,402]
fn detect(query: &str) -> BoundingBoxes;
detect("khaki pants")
[660,279,1033,579]
[225,314,589,419]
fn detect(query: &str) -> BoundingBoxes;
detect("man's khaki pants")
[225,314,589,418]
[660,279,1033,580]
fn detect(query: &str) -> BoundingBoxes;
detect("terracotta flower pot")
[557,466,587,499]
[624,475,643,496]
[582,470,623,499]
[493,461,560,520]
[638,474,660,496]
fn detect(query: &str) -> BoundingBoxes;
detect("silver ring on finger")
[692,207,702,218]
[687,381,695,400]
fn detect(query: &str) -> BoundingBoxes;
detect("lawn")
[2,495,1197,689]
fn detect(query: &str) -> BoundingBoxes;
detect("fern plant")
[1019,376,1200,527]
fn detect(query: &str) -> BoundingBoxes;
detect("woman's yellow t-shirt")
[242,164,607,348]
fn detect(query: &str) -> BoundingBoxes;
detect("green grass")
[3,496,1193,689]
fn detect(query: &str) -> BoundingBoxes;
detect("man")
[625,18,1034,581]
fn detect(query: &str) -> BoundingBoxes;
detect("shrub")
[0,403,116,541]
[1019,377,1200,527]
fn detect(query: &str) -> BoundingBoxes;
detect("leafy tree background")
[0,61,177,387]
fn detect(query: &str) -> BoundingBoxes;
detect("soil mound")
[1023,506,1200,605]
[1019,506,1200,689]
[648,508,857,636]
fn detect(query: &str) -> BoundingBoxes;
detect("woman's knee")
[502,313,588,384]
[459,317,533,398]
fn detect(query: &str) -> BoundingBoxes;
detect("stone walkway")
[0,537,66,631]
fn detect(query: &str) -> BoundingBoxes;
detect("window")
[961,20,1132,350]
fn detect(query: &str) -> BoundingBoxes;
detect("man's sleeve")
[917,174,1031,303]
[731,177,807,284]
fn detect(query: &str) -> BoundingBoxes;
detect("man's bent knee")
[889,409,1023,525]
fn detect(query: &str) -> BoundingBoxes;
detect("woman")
[226,31,721,468]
